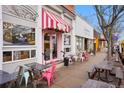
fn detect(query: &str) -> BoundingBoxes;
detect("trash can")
[64,57,69,66]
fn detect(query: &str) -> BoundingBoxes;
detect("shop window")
[64,35,71,45]
[3,51,12,62]
[31,50,36,58]
[64,48,71,52]
[13,50,30,60]
[76,36,83,51]
[3,22,35,46]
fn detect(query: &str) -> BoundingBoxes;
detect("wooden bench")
[115,67,124,87]
[88,65,97,79]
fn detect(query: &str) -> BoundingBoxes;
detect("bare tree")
[94,5,124,60]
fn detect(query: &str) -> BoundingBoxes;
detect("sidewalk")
[51,52,107,88]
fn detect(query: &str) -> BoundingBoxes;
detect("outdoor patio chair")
[42,61,56,87]
[18,66,32,87]
[83,52,90,61]
[9,66,24,87]
[27,69,47,88]
[6,66,25,88]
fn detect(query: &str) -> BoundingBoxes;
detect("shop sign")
[112,32,119,41]
[112,36,118,41]
[2,5,38,21]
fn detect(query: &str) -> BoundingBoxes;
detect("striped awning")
[42,8,71,33]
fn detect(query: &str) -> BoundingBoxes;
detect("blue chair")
[20,69,30,87]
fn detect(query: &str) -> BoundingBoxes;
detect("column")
[0,5,2,70]
[61,13,64,59]
[57,32,61,59]
[36,5,43,64]
[50,32,53,60]
[71,20,76,54]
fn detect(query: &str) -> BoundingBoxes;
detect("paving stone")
[51,52,107,88]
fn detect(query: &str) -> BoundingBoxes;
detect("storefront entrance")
[84,38,88,51]
[42,8,71,64]
[44,32,57,62]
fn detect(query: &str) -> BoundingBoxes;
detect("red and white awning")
[42,8,71,33]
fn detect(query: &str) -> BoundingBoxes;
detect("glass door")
[44,33,50,61]
[52,33,57,59]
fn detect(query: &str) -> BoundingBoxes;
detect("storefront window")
[76,36,83,51]
[3,50,36,62]
[64,48,71,52]
[13,50,30,60]
[3,22,35,46]
[64,35,71,45]
[3,51,12,62]
[31,50,36,58]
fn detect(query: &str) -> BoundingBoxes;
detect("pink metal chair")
[42,61,56,87]
[83,52,90,61]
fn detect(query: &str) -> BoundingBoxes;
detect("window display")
[13,51,30,60]
[3,50,36,62]
[64,48,71,52]
[31,50,36,58]
[3,51,12,62]
[64,35,71,45]
[3,22,35,45]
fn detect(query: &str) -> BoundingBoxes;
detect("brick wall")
[63,5,75,13]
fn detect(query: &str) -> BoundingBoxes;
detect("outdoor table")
[0,70,17,87]
[24,62,49,72]
[96,61,113,82]
[81,79,116,88]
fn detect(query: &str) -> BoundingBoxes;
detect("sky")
[75,5,98,30]
[75,5,124,40]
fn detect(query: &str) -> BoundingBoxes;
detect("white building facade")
[42,5,75,63]
[0,5,94,73]
[74,15,94,54]
[0,5,39,73]
[0,5,75,73]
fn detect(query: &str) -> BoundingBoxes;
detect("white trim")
[3,13,37,28]
[3,57,36,65]
[36,5,42,64]
[0,6,3,70]
[48,17,51,28]
[2,12,37,23]
[53,19,56,29]
[44,11,46,29]
[3,45,36,48]
[3,46,36,51]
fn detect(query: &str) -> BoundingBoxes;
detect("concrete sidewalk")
[51,52,107,88]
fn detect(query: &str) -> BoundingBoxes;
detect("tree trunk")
[107,39,112,61]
